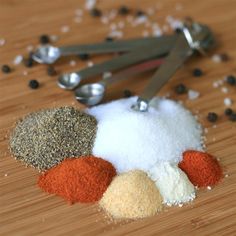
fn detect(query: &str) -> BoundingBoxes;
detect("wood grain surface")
[1,0,236,235]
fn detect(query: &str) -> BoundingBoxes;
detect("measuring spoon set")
[33,21,215,111]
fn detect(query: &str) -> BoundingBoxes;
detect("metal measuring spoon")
[75,58,164,106]
[32,36,175,64]
[132,22,215,112]
[58,36,177,90]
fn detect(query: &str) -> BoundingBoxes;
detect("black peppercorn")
[77,53,90,60]
[174,83,187,94]
[229,113,236,122]
[207,112,218,122]
[224,108,233,116]
[90,8,102,17]
[39,34,50,44]
[193,68,203,77]
[123,89,132,98]
[24,57,34,67]
[226,75,236,85]
[1,64,11,73]
[135,10,145,17]
[118,6,130,15]
[47,66,57,76]
[105,37,114,42]
[28,80,39,89]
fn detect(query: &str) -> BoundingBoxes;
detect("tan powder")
[99,170,163,219]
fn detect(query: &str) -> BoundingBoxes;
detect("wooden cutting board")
[1,0,236,235]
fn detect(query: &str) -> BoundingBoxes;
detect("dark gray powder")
[9,106,97,171]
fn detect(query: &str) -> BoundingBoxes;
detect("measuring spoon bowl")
[58,73,81,90]
[75,83,105,106]
[32,45,61,64]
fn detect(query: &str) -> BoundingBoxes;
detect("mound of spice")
[10,107,97,171]
[88,97,203,173]
[179,150,222,187]
[99,170,163,219]
[38,157,116,203]
[148,162,195,206]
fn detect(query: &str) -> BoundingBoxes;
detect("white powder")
[148,162,195,205]
[87,97,203,173]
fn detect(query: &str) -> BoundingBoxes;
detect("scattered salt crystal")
[61,25,70,33]
[148,163,196,205]
[142,30,149,37]
[110,23,117,31]
[204,128,208,134]
[87,61,94,67]
[178,203,183,207]
[188,89,200,100]
[212,54,222,63]
[4,173,8,177]
[23,71,28,76]
[108,9,117,20]
[225,174,229,178]
[134,15,148,25]
[88,97,203,173]
[213,81,219,88]
[207,186,212,190]
[75,8,83,16]
[26,45,34,52]
[221,87,228,93]
[224,98,232,106]
[13,55,23,65]
[85,0,96,10]
[74,17,82,23]
[175,3,183,11]
[212,124,217,128]
[50,35,59,43]
[152,28,163,37]
[118,21,125,29]
[147,8,155,15]
[69,60,76,66]
[109,30,123,38]
[101,16,109,24]
[0,38,5,46]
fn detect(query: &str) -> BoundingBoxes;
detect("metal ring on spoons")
[75,83,105,106]
[32,45,61,64]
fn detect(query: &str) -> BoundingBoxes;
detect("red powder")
[179,150,222,187]
[38,156,116,203]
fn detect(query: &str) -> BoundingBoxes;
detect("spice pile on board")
[9,96,223,220]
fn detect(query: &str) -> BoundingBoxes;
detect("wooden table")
[1,0,236,235]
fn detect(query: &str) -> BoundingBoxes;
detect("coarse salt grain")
[87,97,203,173]
[188,89,200,100]
[13,55,23,65]
[224,98,232,106]
[61,26,70,33]
[148,162,195,205]
[0,38,5,46]
[221,87,228,93]
[85,0,96,10]
[69,60,76,66]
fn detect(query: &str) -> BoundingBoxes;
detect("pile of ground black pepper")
[9,106,97,171]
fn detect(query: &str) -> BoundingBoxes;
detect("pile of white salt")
[87,97,203,173]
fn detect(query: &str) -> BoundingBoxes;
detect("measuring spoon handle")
[59,35,177,55]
